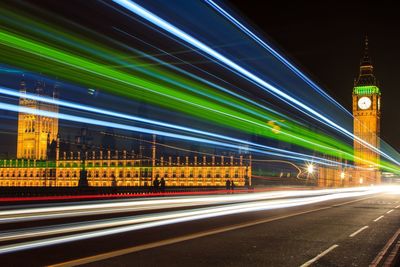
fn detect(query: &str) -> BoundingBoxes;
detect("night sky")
[230,0,400,150]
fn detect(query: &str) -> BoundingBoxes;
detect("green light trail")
[0,30,349,153]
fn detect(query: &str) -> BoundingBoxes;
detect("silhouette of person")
[160,177,166,193]
[230,180,235,192]
[225,179,231,191]
[153,177,159,192]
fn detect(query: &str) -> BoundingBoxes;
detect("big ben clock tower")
[352,36,381,185]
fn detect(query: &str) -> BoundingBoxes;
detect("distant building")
[0,79,251,187]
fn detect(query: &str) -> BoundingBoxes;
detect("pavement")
[0,188,399,266]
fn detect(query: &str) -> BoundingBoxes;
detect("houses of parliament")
[0,81,251,187]
[0,38,382,188]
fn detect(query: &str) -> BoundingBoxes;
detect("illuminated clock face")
[358,96,372,110]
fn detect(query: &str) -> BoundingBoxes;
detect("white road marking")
[300,244,339,267]
[386,209,394,214]
[373,216,384,222]
[349,226,369,237]
[395,205,400,209]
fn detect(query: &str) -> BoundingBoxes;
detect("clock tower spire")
[352,35,381,185]
[355,35,377,87]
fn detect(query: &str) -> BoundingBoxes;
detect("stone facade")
[0,153,251,187]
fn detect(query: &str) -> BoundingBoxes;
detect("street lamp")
[76,128,92,187]
[306,163,314,174]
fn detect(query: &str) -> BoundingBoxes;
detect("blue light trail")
[0,87,349,167]
[112,0,400,167]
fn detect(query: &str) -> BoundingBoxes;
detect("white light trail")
[0,194,335,242]
[0,188,364,223]
[0,186,391,254]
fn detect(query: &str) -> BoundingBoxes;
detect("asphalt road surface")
[0,187,399,266]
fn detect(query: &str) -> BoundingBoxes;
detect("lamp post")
[340,171,345,187]
[76,128,92,187]
[244,163,249,188]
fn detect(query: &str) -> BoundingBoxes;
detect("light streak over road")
[0,186,396,255]
[0,188,368,223]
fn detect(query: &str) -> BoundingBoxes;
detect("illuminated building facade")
[352,36,381,185]
[0,151,250,187]
[317,156,347,187]
[0,80,251,187]
[16,79,59,160]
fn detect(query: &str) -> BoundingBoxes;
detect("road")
[0,187,399,266]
